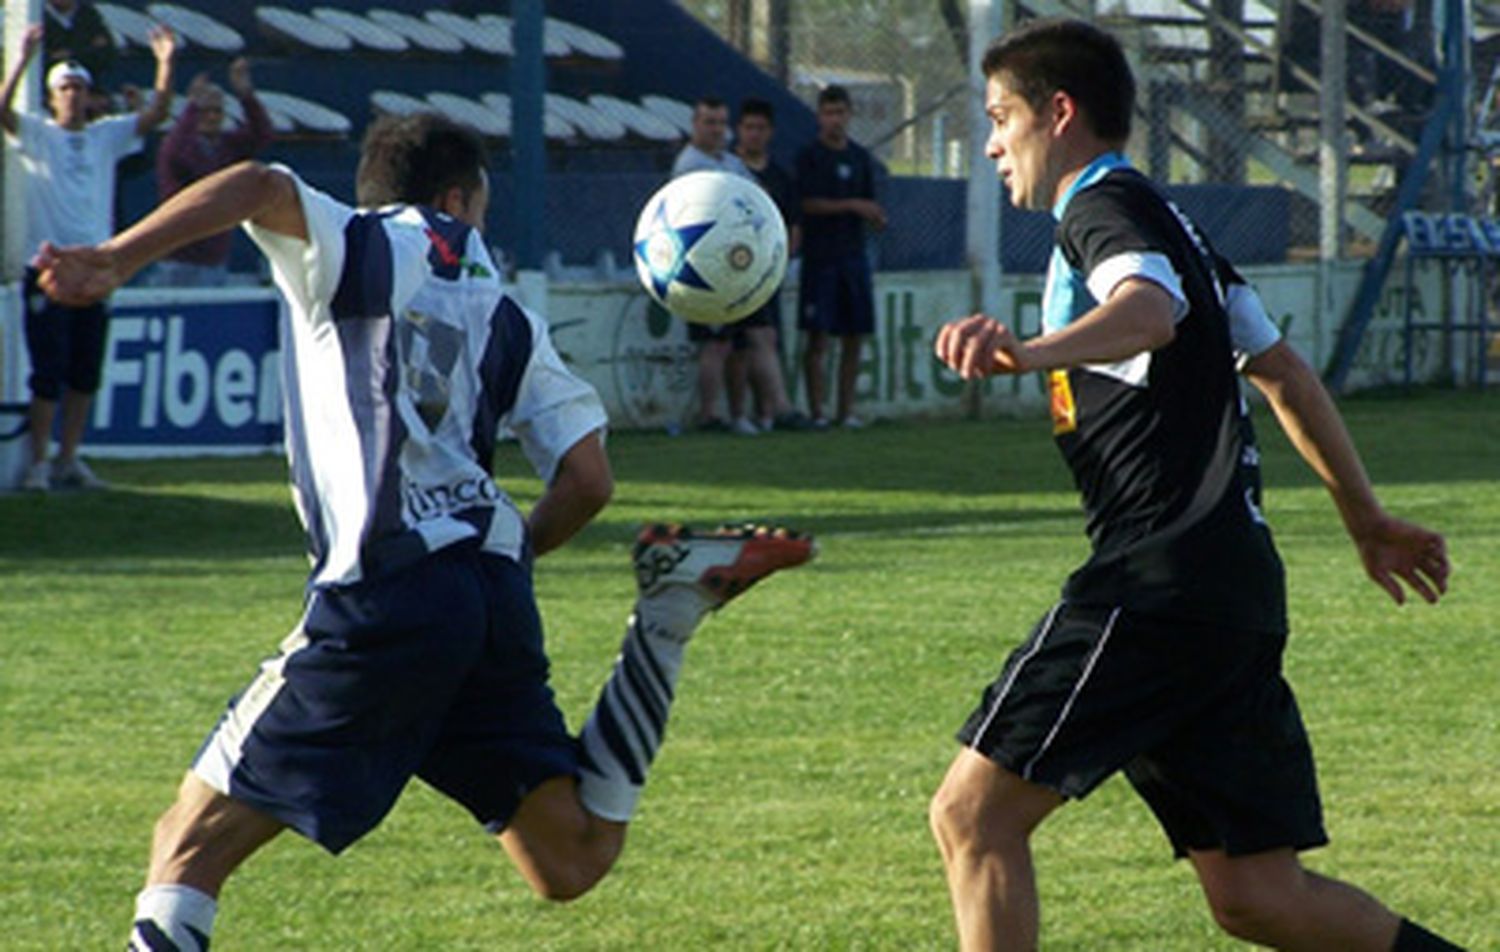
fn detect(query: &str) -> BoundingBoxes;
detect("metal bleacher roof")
[366,8,465,54]
[311,8,409,53]
[369,88,433,117]
[147,4,244,52]
[640,95,695,137]
[256,89,351,136]
[426,11,511,56]
[256,7,354,52]
[546,93,626,142]
[426,92,508,138]
[95,3,158,49]
[588,94,680,142]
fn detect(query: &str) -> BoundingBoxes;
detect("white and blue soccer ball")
[632,170,788,326]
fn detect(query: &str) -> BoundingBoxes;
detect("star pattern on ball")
[634,201,716,299]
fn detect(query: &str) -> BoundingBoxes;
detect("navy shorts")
[193,544,579,854]
[687,293,780,347]
[22,267,109,399]
[957,602,1327,858]
[798,253,874,336]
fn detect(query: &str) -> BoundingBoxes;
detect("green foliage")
[0,391,1495,949]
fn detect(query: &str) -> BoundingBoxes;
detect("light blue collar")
[1051,151,1131,221]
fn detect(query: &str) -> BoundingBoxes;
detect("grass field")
[1,389,1496,950]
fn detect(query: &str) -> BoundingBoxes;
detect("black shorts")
[686,294,779,347]
[957,602,1327,858]
[22,267,109,399]
[192,544,578,854]
[798,253,874,336]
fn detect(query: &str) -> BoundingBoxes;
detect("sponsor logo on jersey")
[403,474,503,520]
[1049,369,1077,434]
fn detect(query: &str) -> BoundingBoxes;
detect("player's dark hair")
[694,95,727,112]
[355,113,488,207]
[981,18,1134,143]
[817,85,851,108]
[739,97,774,124]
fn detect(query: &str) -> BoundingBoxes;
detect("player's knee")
[1203,881,1286,943]
[522,857,609,903]
[928,781,988,852]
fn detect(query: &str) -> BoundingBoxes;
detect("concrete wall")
[0,260,1472,476]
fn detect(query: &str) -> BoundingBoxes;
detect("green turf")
[1,389,1495,950]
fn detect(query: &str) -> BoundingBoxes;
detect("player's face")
[48,79,90,129]
[984,75,1059,212]
[456,169,490,233]
[816,100,850,140]
[692,105,729,153]
[736,114,772,154]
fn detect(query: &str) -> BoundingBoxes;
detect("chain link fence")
[681,0,1461,272]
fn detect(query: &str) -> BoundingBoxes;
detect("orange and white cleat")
[632,522,817,606]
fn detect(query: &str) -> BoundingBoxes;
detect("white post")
[1318,0,1348,356]
[966,0,1004,321]
[3,0,42,281]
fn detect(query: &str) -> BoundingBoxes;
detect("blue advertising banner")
[89,289,284,455]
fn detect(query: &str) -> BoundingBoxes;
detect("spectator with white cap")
[1,21,177,491]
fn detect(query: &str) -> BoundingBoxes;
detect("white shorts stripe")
[192,618,312,795]
[969,603,1063,751]
[1020,606,1122,781]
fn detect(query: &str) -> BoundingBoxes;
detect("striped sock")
[576,589,709,821]
[128,884,216,951]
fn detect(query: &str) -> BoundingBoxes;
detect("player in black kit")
[926,18,1460,952]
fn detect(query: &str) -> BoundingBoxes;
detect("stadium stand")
[92,0,1295,281]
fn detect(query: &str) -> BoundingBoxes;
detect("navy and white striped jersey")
[244,167,607,588]
[1042,152,1286,633]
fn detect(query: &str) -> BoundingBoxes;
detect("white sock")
[576,590,712,821]
[129,884,216,951]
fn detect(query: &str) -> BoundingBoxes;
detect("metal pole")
[966,0,1003,314]
[511,0,546,276]
[3,0,42,281]
[1318,0,1346,264]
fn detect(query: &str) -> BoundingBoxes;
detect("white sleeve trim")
[242,165,354,326]
[1087,251,1188,323]
[1226,283,1282,367]
[507,306,609,483]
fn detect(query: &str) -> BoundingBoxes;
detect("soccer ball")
[632,170,788,326]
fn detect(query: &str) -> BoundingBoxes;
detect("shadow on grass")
[0,485,300,563]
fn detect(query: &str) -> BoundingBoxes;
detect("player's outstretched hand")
[1353,512,1449,606]
[935,314,1030,378]
[33,242,122,307]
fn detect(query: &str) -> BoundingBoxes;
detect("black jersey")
[795,138,876,261]
[1042,154,1285,633]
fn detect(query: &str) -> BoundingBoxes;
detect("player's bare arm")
[935,278,1176,379]
[0,24,44,136]
[134,25,179,137]
[37,161,306,306]
[527,430,613,558]
[1243,340,1449,605]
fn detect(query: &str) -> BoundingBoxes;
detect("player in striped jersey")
[925,19,1459,952]
[37,114,814,950]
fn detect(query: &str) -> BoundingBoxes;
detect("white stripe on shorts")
[1020,606,1122,782]
[969,603,1064,751]
[193,619,311,795]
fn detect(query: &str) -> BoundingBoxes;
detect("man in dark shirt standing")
[732,97,808,432]
[795,85,885,429]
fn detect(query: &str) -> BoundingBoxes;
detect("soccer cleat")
[633,522,816,606]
